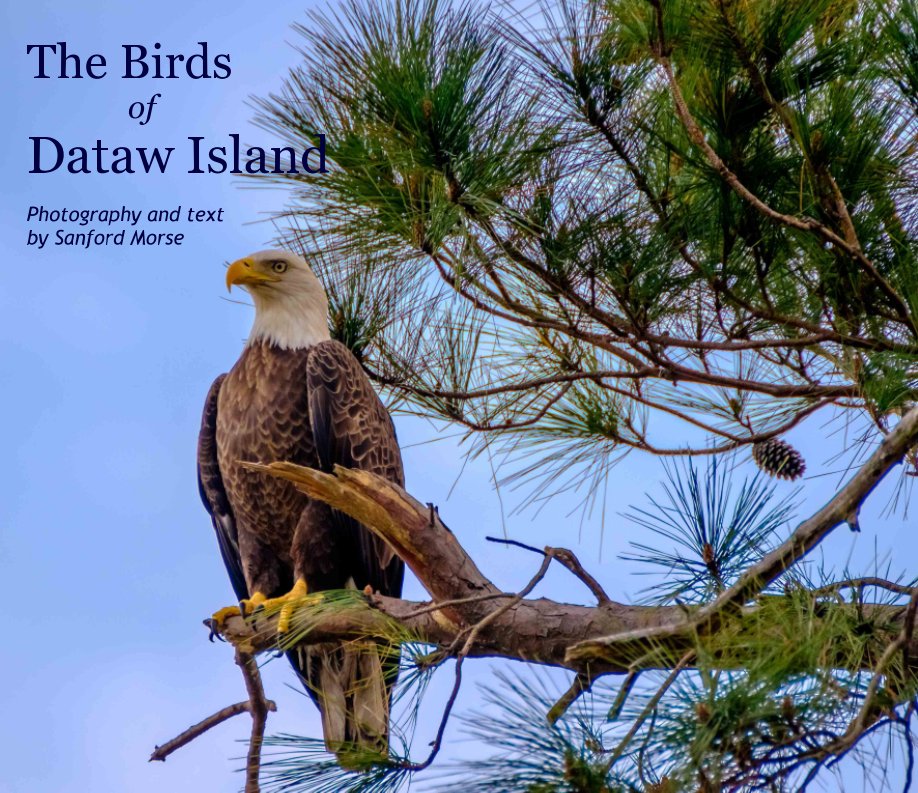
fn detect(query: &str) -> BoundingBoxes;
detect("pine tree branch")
[373,361,838,450]
[653,39,917,336]
[562,46,917,354]
[485,536,610,604]
[428,248,860,403]
[217,423,918,680]
[468,225,865,400]
[566,405,918,664]
[811,578,918,599]
[715,0,864,254]
[546,671,594,725]
[187,424,918,784]
[215,587,918,677]
[832,591,918,755]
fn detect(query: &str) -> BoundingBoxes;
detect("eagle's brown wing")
[197,374,248,602]
[306,339,404,599]
[304,340,405,757]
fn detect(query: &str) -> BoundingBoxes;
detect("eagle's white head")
[225,249,331,350]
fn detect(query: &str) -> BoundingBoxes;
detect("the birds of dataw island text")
[25,43,328,175]
[25,205,224,249]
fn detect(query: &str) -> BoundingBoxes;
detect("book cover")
[5,2,917,792]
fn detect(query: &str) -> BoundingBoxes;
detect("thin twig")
[904,592,918,676]
[485,536,613,604]
[406,592,516,619]
[399,554,553,772]
[546,547,612,605]
[150,650,276,793]
[149,700,273,762]
[811,577,918,599]
[604,651,695,771]
[547,672,593,725]
[485,535,542,555]
[607,669,641,721]
[902,705,915,793]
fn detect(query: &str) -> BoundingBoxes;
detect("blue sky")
[2,2,915,791]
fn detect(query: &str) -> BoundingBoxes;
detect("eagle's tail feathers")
[311,643,391,767]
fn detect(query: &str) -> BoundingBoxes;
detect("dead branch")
[150,649,275,793]
[547,672,594,725]
[241,461,500,617]
[607,669,641,721]
[237,650,271,793]
[486,536,611,605]
[178,429,918,781]
[149,701,262,762]
[811,578,918,599]
[214,587,918,679]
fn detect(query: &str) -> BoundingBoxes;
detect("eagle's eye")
[271,261,288,274]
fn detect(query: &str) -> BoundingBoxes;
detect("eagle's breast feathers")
[216,341,315,567]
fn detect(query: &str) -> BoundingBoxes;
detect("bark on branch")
[216,588,918,677]
[223,411,918,679]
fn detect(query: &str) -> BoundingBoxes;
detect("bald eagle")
[198,250,404,760]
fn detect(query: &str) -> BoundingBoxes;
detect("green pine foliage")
[251,0,918,789]
[258,0,917,505]
[434,574,918,791]
[622,458,798,603]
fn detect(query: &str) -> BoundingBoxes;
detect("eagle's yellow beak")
[225,258,280,291]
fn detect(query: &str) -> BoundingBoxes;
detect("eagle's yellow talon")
[209,581,308,639]
[266,578,309,635]
[239,592,267,615]
[209,592,268,635]
[211,605,241,624]
[209,604,243,634]
[278,602,295,634]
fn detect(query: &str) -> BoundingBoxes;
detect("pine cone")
[751,438,806,480]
